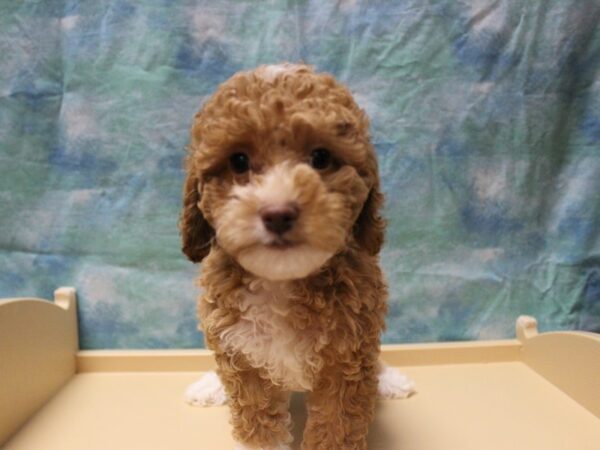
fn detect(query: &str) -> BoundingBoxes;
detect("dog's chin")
[236,243,334,281]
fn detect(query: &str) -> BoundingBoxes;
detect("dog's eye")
[229,152,250,174]
[310,148,331,170]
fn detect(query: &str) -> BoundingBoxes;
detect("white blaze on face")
[216,163,335,281]
[249,163,299,231]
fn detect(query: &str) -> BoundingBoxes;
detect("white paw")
[234,443,291,450]
[184,371,228,407]
[378,365,416,399]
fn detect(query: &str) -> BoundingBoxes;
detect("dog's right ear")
[180,170,214,263]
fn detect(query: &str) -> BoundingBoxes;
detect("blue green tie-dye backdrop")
[1,0,599,349]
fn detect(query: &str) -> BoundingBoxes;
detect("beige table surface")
[5,362,600,450]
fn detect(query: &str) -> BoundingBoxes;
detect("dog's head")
[181,64,384,280]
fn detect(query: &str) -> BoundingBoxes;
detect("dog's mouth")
[237,240,334,281]
[264,237,297,250]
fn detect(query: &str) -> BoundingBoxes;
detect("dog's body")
[181,64,406,449]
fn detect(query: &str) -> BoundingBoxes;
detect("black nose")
[260,205,299,235]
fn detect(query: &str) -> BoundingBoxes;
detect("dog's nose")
[260,204,299,235]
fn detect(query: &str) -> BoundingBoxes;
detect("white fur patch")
[238,244,332,281]
[184,371,228,407]
[255,63,307,82]
[219,281,324,391]
[377,365,416,399]
[186,366,415,408]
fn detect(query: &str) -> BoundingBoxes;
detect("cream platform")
[1,288,599,450]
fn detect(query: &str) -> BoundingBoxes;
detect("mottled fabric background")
[1,0,599,349]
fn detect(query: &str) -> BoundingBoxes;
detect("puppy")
[181,63,412,450]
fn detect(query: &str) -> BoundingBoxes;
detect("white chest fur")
[219,281,323,391]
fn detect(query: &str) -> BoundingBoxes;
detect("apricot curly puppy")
[181,64,399,450]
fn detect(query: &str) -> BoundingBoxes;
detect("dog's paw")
[378,365,416,399]
[234,443,291,450]
[184,371,228,407]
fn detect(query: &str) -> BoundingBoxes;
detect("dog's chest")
[219,282,323,391]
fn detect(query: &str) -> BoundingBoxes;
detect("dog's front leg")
[301,362,379,450]
[216,354,293,449]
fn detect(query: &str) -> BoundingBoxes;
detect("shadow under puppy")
[181,64,413,450]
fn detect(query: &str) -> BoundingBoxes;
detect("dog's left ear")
[353,180,386,256]
[180,170,214,263]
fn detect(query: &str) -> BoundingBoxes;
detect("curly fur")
[181,63,387,449]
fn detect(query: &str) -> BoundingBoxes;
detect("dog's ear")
[180,169,214,263]
[353,180,386,256]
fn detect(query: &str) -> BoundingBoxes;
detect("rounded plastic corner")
[516,315,538,342]
[53,287,77,311]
